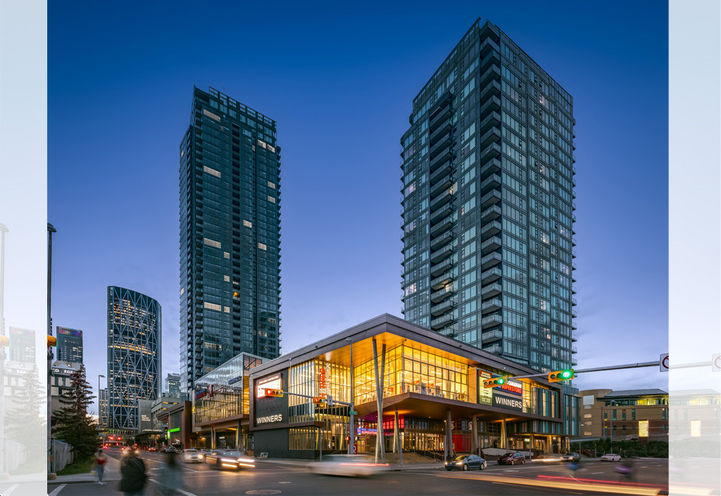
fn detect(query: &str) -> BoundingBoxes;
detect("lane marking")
[48,484,66,496]
[148,478,198,496]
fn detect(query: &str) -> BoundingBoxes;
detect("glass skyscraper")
[180,87,281,392]
[401,19,576,372]
[106,286,161,433]
[56,326,83,363]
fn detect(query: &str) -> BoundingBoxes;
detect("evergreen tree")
[52,365,99,460]
[5,365,45,473]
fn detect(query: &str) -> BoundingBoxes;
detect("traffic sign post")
[712,353,721,372]
[660,353,669,373]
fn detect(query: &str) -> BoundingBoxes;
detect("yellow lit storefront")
[250,315,578,459]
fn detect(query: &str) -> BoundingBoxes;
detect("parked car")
[311,454,388,477]
[205,450,255,470]
[183,448,204,463]
[562,452,580,462]
[498,452,526,465]
[444,454,487,471]
[600,453,621,462]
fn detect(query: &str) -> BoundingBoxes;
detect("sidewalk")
[259,457,443,471]
[52,455,121,484]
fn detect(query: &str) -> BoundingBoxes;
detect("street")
[47,450,669,496]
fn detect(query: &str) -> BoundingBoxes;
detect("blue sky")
[49,0,668,411]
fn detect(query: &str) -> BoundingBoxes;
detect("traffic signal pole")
[509,360,661,380]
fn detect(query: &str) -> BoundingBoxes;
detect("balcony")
[429,148,452,171]
[480,157,501,178]
[431,286,454,303]
[430,257,453,277]
[481,173,501,194]
[481,297,502,313]
[480,252,502,270]
[479,64,501,87]
[429,162,452,189]
[429,120,452,145]
[481,329,502,343]
[430,312,456,330]
[572,345,578,354]
[429,216,453,238]
[480,111,501,133]
[430,188,452,210]
[479,50,500,72]
[430,230,453,250]
[429,102,451,128]
[481,204,502,223]
[480,79,501,100]
[431,299,455,317]
[483,343,502,354]
[481,220,502,240]
[481,235,501,253]
[572,297,578,306]
[481,189,501,209]
[480,36,500,57]
[429,132,452,157]
[480,127,501,148]
[429,202,453,225]
[481,266,502,285]
[480,142,501,164]
[430,272,454,290]
[430,242,454,263]
[480,95,501,115]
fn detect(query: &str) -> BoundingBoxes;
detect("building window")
[203,302,222,312]
[267,195,276,204]
[243,220,253,228]
[203,238,221,249]
[258,243,267,251]
[224,252,230,259]
[267,181,276,189]
[203,166,221,178]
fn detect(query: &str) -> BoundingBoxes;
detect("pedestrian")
[155,450,183,496]
[94,448,107,485]
[120,449,147,496]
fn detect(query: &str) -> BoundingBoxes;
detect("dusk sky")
[49,0,668,413]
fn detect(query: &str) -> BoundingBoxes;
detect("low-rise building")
[579,388,668,440]
[249,314,579,459]
[50,360,82,417]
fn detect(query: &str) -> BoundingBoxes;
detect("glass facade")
[106,286,161,433]
[400,19,576,372]
[180,87,281,392]
[56,326,83,363]
[193,352,264,426]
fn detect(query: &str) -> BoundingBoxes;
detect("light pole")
[345,338,354,455]
[47,223,56,476]
[98,374,105,432]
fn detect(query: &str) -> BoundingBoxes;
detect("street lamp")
[98,374,105,431]
[47,223,56,476]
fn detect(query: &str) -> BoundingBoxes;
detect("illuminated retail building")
[106,286,162,434]
[249,314,578,459]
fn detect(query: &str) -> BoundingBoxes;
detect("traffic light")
[548,369,574,382]
[0,335,8,347]
[483,376,506,388]
[313,396,327,408]
[263,388,284,397]
[47,335,57,347]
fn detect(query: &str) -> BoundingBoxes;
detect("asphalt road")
[47,451,668,496]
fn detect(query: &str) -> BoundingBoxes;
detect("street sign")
[349,410,358,415]
[712,353,721,372]
[659,353,669,372]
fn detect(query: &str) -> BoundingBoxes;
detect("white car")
[600,453,621,462]
[183,449,204,463]
[311,454,388,477]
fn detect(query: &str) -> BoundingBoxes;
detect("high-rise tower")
[106,286,161,433]
[180,87,281,392]
[401,20,576,372]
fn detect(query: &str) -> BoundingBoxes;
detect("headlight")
[456,461,464,465]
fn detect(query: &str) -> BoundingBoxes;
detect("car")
[205,450,255,470]
[600,453,621,462]
[533,454,564,463]
[562,452,580,462]
[147,446,157,452]
[182,449,204,463]
[163,446,179,454]
[311,454,388,477]
[444,454,487,471]
[121,447,140,457]
[498,452,526,465]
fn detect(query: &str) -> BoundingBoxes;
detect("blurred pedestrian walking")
[120,449,147,496]
[94,448,107,485]
[155,450,184,495]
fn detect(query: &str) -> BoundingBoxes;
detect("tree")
[52,365,99,460]
[5,365,46,473]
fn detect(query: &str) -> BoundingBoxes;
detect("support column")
[395,411,403,465]
[500,419,507,450]
[445,409,453,463]
[372,338,386,463]
[236,421,241,450]
[210,426,216,450]
[392,411,398,454]
[471,415,478,455]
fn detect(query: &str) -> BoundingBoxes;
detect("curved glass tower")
[106,286,161,433]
